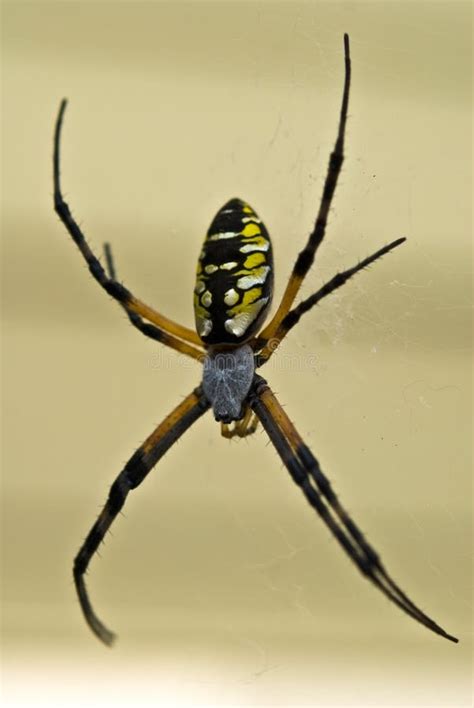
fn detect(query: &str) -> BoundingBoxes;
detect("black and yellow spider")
[53,35,457,646]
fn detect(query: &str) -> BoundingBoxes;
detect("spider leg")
[102,243,204,361]
[73,386,210,646]
[221,407,259,439]
[258,34,351,345]
[53,99,203,352]
[256,237,405,365]
[249,376,458,643]
[103,242,117,280]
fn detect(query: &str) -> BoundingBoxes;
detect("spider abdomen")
[194,198,274,344]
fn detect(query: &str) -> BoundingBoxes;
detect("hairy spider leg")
[102,243,205,361]
[53,99,203,353]
[256,237,406,365]
[257,33,351,347]
[249,376,458,643]
[73,387,210,645]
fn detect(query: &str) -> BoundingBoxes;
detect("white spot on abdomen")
[224,288,239,306]
[224,297,269,337]
[236,267,270,290]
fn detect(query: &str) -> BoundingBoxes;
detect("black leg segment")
[73,387,210,645]
[249,376,458,643]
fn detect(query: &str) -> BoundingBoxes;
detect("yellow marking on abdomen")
[227,287,262,315]
[241,223,261,238]
[243,252,266,269]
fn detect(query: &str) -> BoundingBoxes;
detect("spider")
[53,35,457,646]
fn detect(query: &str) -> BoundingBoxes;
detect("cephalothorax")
[53,35,457,646]
[202,342,255,423]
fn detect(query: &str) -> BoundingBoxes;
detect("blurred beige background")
[2,1,472,706]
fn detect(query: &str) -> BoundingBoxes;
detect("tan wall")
[2,2,471,705]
